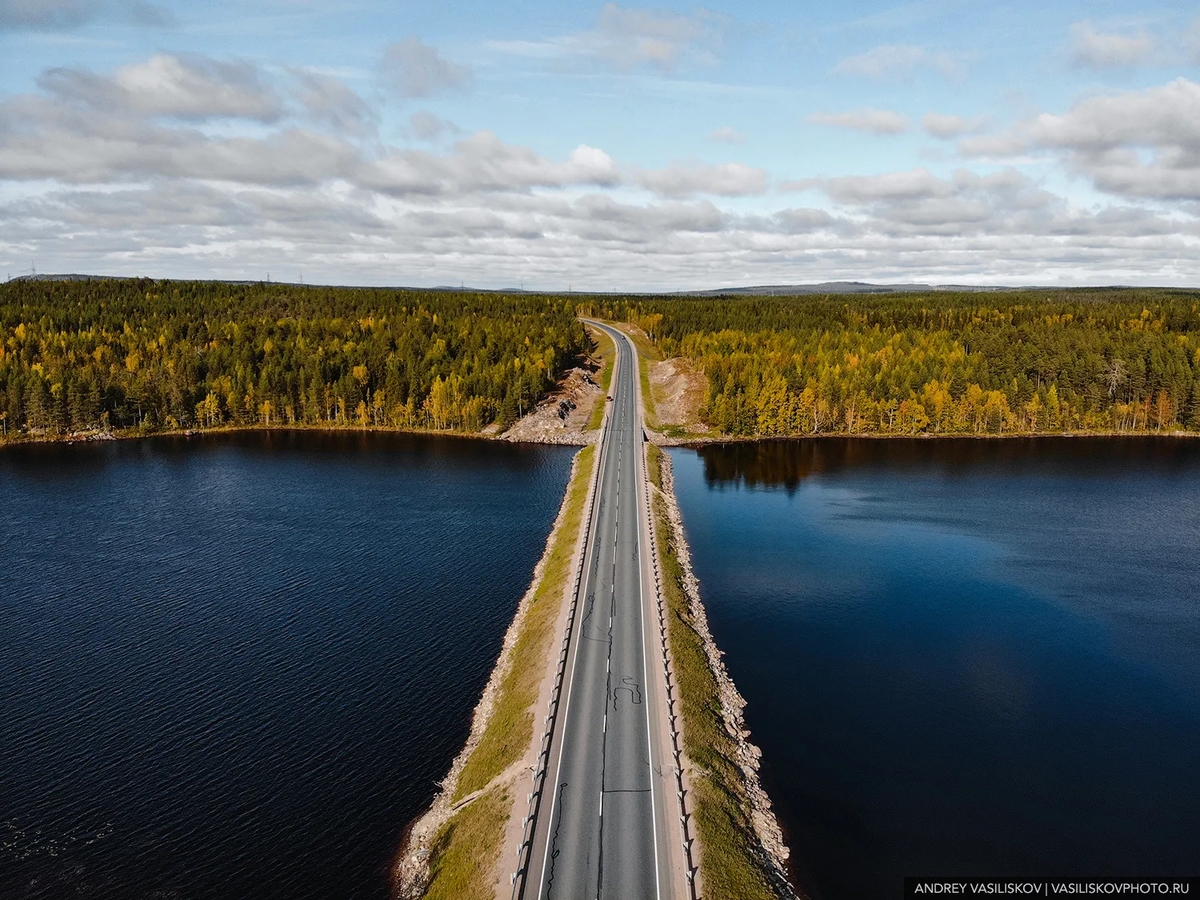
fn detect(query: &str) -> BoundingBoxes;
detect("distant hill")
[683,281,935,295]
[6,274,1137,295]
[8,273,132,282]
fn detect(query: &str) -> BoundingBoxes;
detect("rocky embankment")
[656,450,802,900]
[499,364,603,445]
[391,452,584,898]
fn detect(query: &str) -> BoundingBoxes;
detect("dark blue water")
[0,431,574,900]
[669,438,1200,900]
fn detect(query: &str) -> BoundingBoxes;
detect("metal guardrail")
[642,445,701,900]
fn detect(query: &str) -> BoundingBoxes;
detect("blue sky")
[2,0,1199,289]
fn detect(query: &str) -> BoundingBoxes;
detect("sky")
[2,0,1200,290]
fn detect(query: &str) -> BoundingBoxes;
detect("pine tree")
[1187,379,1200,431]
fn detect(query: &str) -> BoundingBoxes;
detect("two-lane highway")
[522,322,673,900]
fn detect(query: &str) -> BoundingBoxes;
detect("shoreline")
[649,446,803,900]
[653,428,1200,447]
[3,420,1195,453]
[392,438,601,899]
[391,449,582,899]
[0,421,596,450]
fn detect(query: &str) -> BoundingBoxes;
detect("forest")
[5,280,1200,442]
[585,289,1200,437]
[0,279,587,439]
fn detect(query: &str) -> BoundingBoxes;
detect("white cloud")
[956,132,1030,158]
[488,3,728,74]
[4,53,1200,289]
[0,0,93,28]
[358,133,620,196]
[8,169,1196,289]
[961,78,1200,201]
[1026,80,1200,151]
[834,44,968,82]
[802,167,1129,240]
[809,107,909,135]
[821,168,952,203]
[921,112,986,139]
[1188,18,1200,64]
[33,56,374,137]
[5,169,1199,289]
[0,109,363,186]
[592,3,726,72]
[568,144,622,183]
[635,161,767,197]
[771,207,838,234]
[0,0,171,30]
[381,37,471,98]
[710,125,745,143]
[1032,82,1200,201]
[38,53,283,120]
[409,110,456,141]
[291,69,376,137]
[572,194,727,236]
[1068,21,1153,68]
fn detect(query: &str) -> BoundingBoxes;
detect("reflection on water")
[0,431,574,900]
[696,435,1200,492]
[671,437,1200,900]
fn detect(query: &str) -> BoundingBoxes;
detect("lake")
[0,431,574,900]
[668,437,1200,900]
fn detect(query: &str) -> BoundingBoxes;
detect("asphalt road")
[525,322,670,900]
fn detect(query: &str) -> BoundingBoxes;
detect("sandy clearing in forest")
[648,356,711,436]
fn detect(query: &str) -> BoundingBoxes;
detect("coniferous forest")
[0,279,586,439]
[3,280,1200,441]
[588,289,1200,436]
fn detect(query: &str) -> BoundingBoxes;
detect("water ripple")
[0,431,574,900]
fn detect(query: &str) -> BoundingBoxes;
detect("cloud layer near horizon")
[3,5,1200,289]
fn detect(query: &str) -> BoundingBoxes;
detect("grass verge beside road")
[647,444,780,900]
[421,787,509,900]
[639,349,657,429]
[585,325,615,431]
[455,443,595,798]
